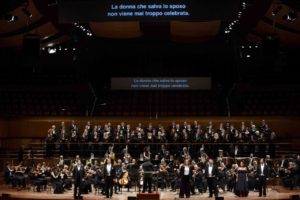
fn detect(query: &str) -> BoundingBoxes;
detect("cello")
[119,170,129,186]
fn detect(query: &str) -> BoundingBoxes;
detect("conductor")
[141,157,155,193]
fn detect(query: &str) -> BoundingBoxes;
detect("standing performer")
[179,159,193,198]
[104,158,115,198]
[235,161,249,197]
[141,157,155,193]
[205,159,218,198]
[73,160,84,200]
[256,158,269,197]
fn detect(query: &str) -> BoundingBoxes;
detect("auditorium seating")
[0,72,92,117]
[231,84,300,116]
[94,90,219,116]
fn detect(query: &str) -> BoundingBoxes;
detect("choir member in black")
[73,160,84,200]
[70,120,78,133]
[234,161,249,197]
[205,159,218,198]
[59,129,68,157]
[256,158,269,197]
[70,130,78,157]
[141,157,155,193]
[104,158,116,198]
[179,159,193,198]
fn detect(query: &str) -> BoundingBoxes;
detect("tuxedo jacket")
[205,164,219,178]
[103,164,116,179]
[73,166,85,183]
[256,164,270,178]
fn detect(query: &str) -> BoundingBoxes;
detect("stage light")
[22,7,32,18]
[282,10,297,22]
[48,48,56,54]
[4,14,18,22]
[246,54,251,58]
[272,5,282,16]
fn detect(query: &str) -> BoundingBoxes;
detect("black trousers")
[143,176,152,193]
[105,176,113,197]
[74,180,81,198]
[258,176,267,196]
[207,177,218,197]
[179,175,190,197]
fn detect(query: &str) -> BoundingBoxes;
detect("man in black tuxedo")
[103,158,116,198]
[205,159,218,198]
[141,157,155,193]
[73,160,84,200]
[256,158,269,197]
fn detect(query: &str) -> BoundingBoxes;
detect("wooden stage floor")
[0,187,299,200]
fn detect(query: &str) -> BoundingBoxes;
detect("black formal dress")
[234,168,249,197]
[73,166,85,199]
[256,164,269,197]
[205,164,219,197]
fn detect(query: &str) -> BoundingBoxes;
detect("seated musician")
[50,167,64,194]
[12,162,26,190]
[282,161,299,190]
[3,162,14,186]
[114,159,123,194]
[60,165,72,190]
[158,160,168,191]
[83,164,96,193]
[29,163,47,192]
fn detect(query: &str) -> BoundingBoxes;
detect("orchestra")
[2,120,300,199]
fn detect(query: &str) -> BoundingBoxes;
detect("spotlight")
[48,0,58,6]
[282,10,297,22]
[48,48,56,54]
[272,5,282,16]
[4,14,18,22]
[22,7,32,18]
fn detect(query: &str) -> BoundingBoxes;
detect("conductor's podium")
[137,193,160,200]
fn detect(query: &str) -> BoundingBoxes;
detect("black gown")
[234,168,249,197]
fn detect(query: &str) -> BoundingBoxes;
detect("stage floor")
[0,187,299,200]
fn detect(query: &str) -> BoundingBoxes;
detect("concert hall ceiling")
[0,0,300,48]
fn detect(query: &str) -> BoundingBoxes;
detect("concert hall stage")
[0,187,299,200]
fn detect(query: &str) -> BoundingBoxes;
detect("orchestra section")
[0,117,300,200]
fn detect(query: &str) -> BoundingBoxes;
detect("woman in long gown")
[235,161,249,197]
